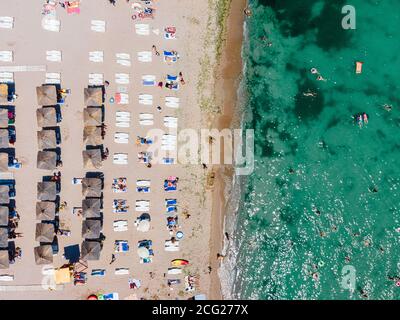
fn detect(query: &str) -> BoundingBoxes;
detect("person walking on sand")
[109,0,116,6]
[109,254,116,265]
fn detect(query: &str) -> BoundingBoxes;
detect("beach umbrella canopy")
[83,126,102,146]
[0,228,8,248]
[36,85,57,106]
[0,153,9,172]
[84,107,102,126]
[35,223,55,243]
[137,219,150,232]
[0,206,9,227]
[36,202,56,221]
[0,129,9,148]
[0,185,10,204]
[0,109,9,127]
[82,178,102,198]
[82,220,101,239]
[137,247,150,259]
[37,182,57,201]
[37,151,57,170]
[82,198,101,218]
[0,250,9,269]
[84,87,103,107]
[81,241,101,261]
[34,245,53,265]
[37,107,57,127]
[0,84,8,104]
[37,130,57,149]
[83,149,102,169]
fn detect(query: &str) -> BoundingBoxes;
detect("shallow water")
[232,0,400,300]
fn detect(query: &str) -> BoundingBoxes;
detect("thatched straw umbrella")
[80,241,101,261]
[36,85,57,106]
[37,130,57,149]
[82,198,101,218]
[83,126,102,146]
[36,202,56,221]
[0,129,9,148]
[37,151,57,170]
[0,206,9,226]
[0,250,9,269]
[84,87,103,107]
[34,245,53,265]
[82,149,102,169]
[83,107,102,126]
[82,220,101,240]
[0,153,9,172]
[37,107,57,127]
[35,223,55,243]
[0,185,10,204]
[37,182,57,201]
[81,178,102,198]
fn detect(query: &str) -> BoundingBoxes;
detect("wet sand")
[208,0,247,300]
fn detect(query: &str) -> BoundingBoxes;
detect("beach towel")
[137,51,152,62]
[45,73,61,84]
[114,132,129,144]
[42,17,60,32]
[113,220,128,232]
[115,73,130,85]
[135,24,150,35]
[113,153,128,165]
[89,73,103,86]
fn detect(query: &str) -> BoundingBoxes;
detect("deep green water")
[232,0,400,299]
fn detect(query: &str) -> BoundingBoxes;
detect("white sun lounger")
[139,94,153,105]
[89,73,103,86]
[117,93,129,104]
[137,51,152,62]
[139,119,154,126]
[42,17,60,32]
[165,240,180,252]
[0,275,14,282]
[113,220,128,232]
[91,20,106,32]
[45,72,61,84]
[165,96,180,109]
[137,180,151,187]
[0,72,13,83]
[115,73,130,85]
[164,117,178,128]
[114,132,129,144]
[89,51,104,63]
[116,122,130,128]
[115,268,130,275]
[135,24,150,35]
[0,17,14,29]
[139,113,154,120]
[46,50,61,62]
[116,53,131,60]
[142,75,156,86]
[113,153,128,165]
[0,51,13,62]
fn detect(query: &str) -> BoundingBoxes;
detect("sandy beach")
[0,0,245,300]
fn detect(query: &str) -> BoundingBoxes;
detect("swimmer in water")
[383,104,392,112]
[363,113,369,124]
[303,91,317,97]
[311,68,318,74]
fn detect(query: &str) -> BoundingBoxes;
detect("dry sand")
[0,0,229,300]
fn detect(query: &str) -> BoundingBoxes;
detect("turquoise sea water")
[231,0,400,299]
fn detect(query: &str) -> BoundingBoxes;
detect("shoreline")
[208,0,247,300]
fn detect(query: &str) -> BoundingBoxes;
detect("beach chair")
[168,267,182,275]
[0,275,14,281]
[142,75,156,86]
[113,220,128,232]
[0,51,13,63]
[137,51,152,62]
[89,73,104,86]
[89,51,104,63]
[115,268,130,275]
[91,20,106,32]
[113,153,128,165]
[42,17,61,32]
[114,132,129,144]
[116,53,131,67]
[162,158,175,165]
[91,269,106,277]
[164,26,177,40]
[0,72,13,84]
[45,73,61,85]
[0,17,14,29]
[165,240,180,252]
[115,240,129,253]
[164,116,178,128]
[115,73,130,85]
[115,93,129,104]
[139,94,153,105]
[165,96,180,109]
[46,50,62,62]
[135,24,150,35]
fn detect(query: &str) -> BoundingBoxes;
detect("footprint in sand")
[62,127,70,141]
